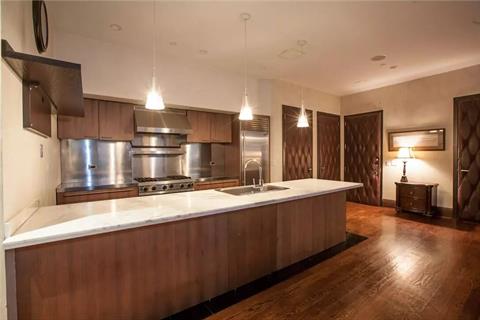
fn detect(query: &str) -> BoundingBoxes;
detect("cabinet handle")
[101,136,113,140]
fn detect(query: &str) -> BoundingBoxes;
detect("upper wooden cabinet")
[98,100,134,141]
[57,98,134,141]
[187,110,232,143]
[57,98,99,140]
[211,113,232,143]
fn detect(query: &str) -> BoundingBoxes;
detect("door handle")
[461,169,469,173]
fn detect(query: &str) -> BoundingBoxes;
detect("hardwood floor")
[208,202,480,320]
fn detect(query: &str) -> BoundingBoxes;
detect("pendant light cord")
[152,0,156,88]
[243,17,247,97]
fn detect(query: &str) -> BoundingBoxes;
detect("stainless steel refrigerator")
[226,115,270,186]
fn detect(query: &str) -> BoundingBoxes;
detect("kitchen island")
[4,179,361,320]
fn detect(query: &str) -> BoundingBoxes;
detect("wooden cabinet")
[58,98,99,139]
[187,110,211,142]
[228,205,277,288]
[9,192,348,320]
[395,182,438,216]
[56,187,138,205]
[193,179,239,191]
[211,113,232,143]
[187,110,232,143]
[57,98,134,141]
[98,100,134,141]
[276,198,314,269]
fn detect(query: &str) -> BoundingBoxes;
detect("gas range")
[134,175,194,196]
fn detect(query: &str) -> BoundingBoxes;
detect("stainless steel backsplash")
[183,144,226,179]
[61,140,228,185]
[60,139,133,186]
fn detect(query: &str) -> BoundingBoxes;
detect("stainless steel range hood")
[134,108,192,134]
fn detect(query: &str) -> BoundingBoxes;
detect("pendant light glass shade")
[239,13,252,121]
[146,1,165,110]
[297,88,309,128]
[146,87,165,110]
[297,108,309,127]
[239,94,253,120]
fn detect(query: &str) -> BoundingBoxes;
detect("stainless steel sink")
[216,184,289,196]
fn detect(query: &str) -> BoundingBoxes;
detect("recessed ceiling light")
[169,41,177,46]
[390,65,398,69]
[199,49,208,55]
[371,55,386,61]
[109,23,122,31]
[297,40,308,47]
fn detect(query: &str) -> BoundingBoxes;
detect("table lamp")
[397,147,415,182]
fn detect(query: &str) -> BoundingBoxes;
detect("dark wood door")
[282,105,313,181]
[317,112,340,180]
[344,111,383,206]
[98,100,134,141]
[454,94,480,221]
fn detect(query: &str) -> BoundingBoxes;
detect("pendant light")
[239,13,253,121]
[145,0,165,110]
[297,88,309,128]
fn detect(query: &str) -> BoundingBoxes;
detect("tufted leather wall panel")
[282,105,313,181]
[317,112,340,180]
[455,94,480,221]
[344,111,383,206]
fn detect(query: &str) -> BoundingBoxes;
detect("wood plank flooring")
[208,203,480,320]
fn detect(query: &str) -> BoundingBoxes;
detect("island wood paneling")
[228,205,277,288]
[8,192,347,320]
[276,198,314,269]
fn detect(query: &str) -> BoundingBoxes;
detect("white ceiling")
[49,1,480,96]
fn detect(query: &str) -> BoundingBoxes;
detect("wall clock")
[32,0,49,53]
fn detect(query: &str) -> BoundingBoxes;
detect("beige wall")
[1,1,60,222]
[261,79,341,182]
[53,31,341,184]
[53,30,261,115]
[0,1,62,316]
[341,64,480,209]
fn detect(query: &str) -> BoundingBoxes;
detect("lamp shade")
[397,147,414,159]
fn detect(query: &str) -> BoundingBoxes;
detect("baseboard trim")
[382,198,453,219]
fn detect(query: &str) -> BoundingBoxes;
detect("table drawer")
[400,196,426,212]
[399,185,426,199]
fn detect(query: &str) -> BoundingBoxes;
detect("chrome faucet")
[244,159,263,189]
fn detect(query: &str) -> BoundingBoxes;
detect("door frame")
[316,111,341,180]
[344,110,383,206]
[453,93,480,219]
[282,105,313,181]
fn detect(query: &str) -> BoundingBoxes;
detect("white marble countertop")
[3,179,362,250]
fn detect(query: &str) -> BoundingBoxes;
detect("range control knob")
[151,186,157,191]
[169,184,174,189]
[188,183,193,188]
[142,187,149,192]
[162,185,168,190]
[179,184,184,189]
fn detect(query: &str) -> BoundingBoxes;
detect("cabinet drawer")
[399,186,426,199]
[399,196,426,212]
[57,187,138,205]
